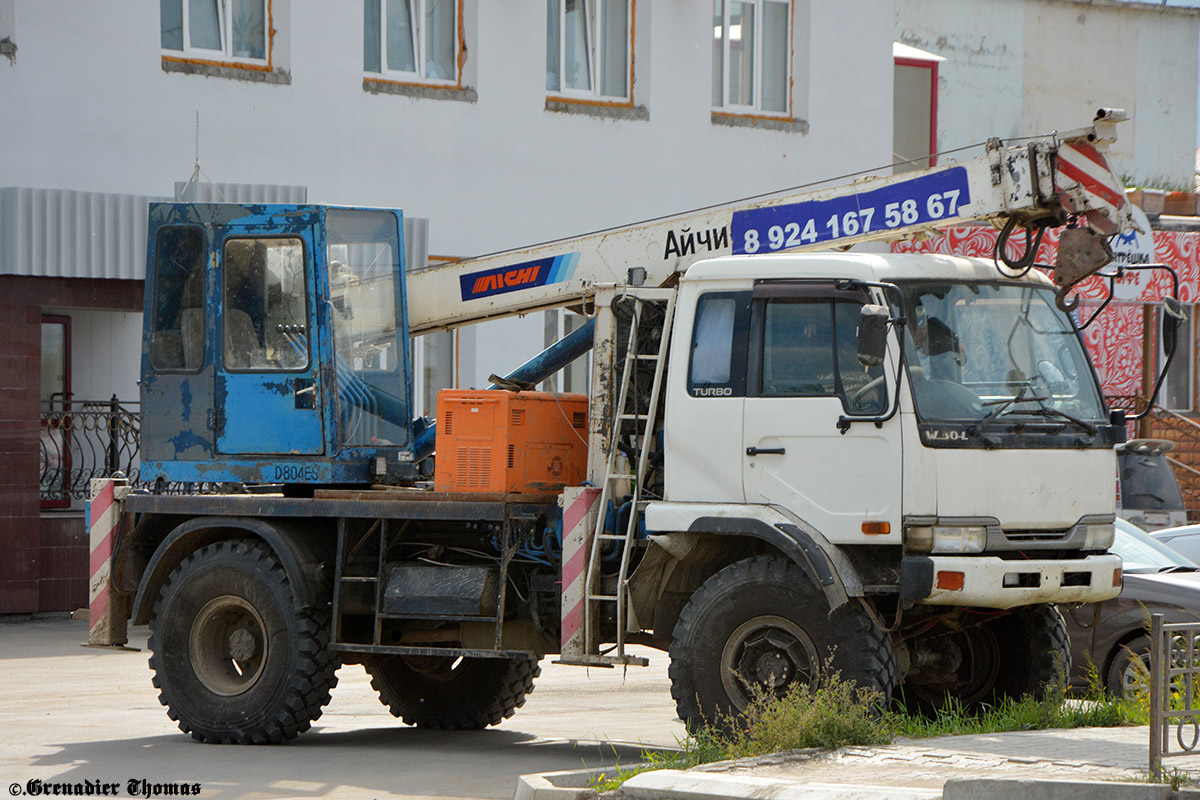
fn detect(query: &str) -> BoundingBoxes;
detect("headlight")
[907,525,987,554]
[1083,521,1115,551]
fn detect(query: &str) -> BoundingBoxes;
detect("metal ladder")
[579,292,676,666]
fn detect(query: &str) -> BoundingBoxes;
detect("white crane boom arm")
[407,116,1132,336]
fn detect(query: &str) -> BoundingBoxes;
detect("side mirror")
[857,305,890,367]
[1162,297,1186,358]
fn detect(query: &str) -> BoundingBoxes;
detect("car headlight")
[907,525,987,554]
[1083,521,1115,551]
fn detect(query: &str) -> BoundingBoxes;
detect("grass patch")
[593,665,1147,792]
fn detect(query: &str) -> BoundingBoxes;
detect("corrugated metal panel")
[405,217,429,272]
[174,181,307,204]
[0,187,168,280]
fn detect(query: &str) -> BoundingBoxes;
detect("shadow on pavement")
[25,726,656,799]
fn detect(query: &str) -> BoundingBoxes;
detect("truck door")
[741,283,901,541]
[215,224,325,455]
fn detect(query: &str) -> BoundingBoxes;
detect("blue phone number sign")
[731,167,972,255]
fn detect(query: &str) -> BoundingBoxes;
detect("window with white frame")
[546,0,631,101]
[161,0,268,63]
[365,0,460,84]
[712,0,790,115]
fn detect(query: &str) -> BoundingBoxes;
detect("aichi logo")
[471,264,542,295]
[459,253,580,301]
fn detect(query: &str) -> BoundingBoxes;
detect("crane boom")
[407,113,1133,336]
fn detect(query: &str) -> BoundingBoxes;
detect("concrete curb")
[515,765,1193,800]
[617,770,939,799]
[513,765,610,800]
[941,778,1174,800]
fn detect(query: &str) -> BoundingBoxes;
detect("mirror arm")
[1122,263,1183,421]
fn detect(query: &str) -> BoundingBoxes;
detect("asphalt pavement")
[10,614,1200,800]
[0,615,684,800]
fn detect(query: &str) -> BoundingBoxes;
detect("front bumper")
[901,554,1122,609]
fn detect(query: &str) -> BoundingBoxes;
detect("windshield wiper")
[1022,404,1098,435]
[1157,565,1200,573]
[971,387,1048,432]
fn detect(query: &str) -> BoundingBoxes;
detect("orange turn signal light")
[1113,568,1123,588]
[862,521,891,535]
[936,571,965,591]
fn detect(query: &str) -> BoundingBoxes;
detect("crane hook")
[1055,285,1080,313]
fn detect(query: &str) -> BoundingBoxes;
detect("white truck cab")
[653,252,1121,609]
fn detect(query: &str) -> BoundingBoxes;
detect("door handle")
[294,379,317,409]
[746,447,786,456]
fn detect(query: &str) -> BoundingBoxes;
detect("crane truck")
[90,110,1146,743]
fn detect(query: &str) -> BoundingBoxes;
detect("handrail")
[40,396,142,504]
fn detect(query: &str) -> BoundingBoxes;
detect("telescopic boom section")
[406,110,1133,336]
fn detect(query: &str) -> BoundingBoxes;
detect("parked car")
[1061,517,1200,697]
[1151,524,1200,564]
[1116,439,1187,531]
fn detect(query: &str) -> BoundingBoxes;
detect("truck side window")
[688,291,750,397]
[756,297,886,413]
[150,226,205,371]
[761,300,836,396]
[222,237,310,371]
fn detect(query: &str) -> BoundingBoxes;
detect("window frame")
[546,0,635,106]
[364,0,464,88]
[221,235,313,374]
[161,0,273,71]
[711,0,793,119]
[893,53,940,171]
[40,315,72,511]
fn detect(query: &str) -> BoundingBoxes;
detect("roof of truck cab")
[680,251,1056,287]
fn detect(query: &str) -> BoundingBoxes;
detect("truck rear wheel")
[148,539,340,744]
[899,604,1069,712]
[366,654,540,729]
[668,555,895,730]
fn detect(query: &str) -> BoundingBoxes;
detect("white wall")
[896,0,1199,186]
[48,309,142,405]
[0,1,897,389]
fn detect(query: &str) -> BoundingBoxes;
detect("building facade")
[0,0,1196,613]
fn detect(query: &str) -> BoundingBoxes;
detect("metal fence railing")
[40,396,141,506]
[1149,614,1200,780]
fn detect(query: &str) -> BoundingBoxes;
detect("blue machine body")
[139,202,418,486]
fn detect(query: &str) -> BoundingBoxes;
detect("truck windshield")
[326,209,409,448]
[899,281,1105,425]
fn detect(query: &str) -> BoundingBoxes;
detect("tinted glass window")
[756,297,886,415]
[150,226,206,371]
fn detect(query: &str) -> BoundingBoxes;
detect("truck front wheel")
[148,539,340,744]
[366,654,540,729]
[668,555,895,730]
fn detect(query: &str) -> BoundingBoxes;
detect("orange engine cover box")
[434,390,589,494]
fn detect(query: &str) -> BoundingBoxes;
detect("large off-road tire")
[991,604,1071,698]
[1106,635,1151,699]
[899,603,1070,713]
[668,555,896,730]
[148,539,340,744]
[366,654,540,729]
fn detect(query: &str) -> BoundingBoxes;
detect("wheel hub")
[721,615,817,711]
[188,595,269,697]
